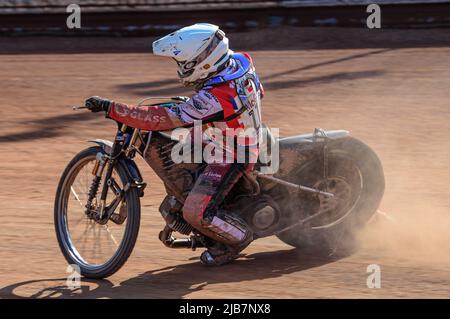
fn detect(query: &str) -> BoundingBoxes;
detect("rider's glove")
[85,96,112,113]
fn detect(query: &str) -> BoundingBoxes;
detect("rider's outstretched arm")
[85,92,225,131]
[108,102,185,131]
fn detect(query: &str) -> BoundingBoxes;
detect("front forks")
[84,152,107,219]
[84,154,119,224]
[85,125,128,223]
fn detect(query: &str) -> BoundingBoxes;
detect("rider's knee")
[182,194,209,226]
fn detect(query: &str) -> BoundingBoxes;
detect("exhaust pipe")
[158,225,204,250]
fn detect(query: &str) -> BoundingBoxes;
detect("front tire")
[54,146,141,279]
[276,137,385,256]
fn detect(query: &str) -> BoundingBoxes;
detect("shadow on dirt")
[263,49,391,81]
[0,111,100,144]
[116,70,384,97]
[115,78,190,97]
[116,49,388,96]
[264,70,384,91]
[0,248,346,299]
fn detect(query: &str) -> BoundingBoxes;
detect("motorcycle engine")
[159,195,193,235]
[243,195,281,238]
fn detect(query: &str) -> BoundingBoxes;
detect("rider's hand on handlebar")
[85,96,112,113]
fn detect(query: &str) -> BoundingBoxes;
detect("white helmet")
[152,23,232,86]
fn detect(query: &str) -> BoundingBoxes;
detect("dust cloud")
[362,203,450,267]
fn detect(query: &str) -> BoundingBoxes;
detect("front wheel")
[276,137,385,256]
[54,146,141,279]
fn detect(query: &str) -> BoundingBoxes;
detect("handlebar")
[72,95,188,111]
[72,105,87,110]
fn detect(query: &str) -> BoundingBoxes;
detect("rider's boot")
[200,238,252,266]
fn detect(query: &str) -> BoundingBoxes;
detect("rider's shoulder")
[236,52,253,63]
[204,82,236,101]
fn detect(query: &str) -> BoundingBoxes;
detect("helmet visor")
[176,30,224,78]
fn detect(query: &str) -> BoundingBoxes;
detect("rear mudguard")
[274,130,350,178]
[279,130,349,145]
[88,139,146,196]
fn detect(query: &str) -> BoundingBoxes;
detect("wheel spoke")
[104,225,119,247]
[70,186,84,208]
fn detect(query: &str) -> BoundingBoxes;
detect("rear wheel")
[276,137,384,256]
[54,146,141,279]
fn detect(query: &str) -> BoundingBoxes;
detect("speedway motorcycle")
[54,97,384,279]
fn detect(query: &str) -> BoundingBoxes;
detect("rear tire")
[276,137,384,256]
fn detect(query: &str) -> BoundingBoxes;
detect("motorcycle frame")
[85,118,336,232]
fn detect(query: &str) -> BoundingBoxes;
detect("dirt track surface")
[1,32,450,298]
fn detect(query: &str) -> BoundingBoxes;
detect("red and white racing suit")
[108,52,263,247]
